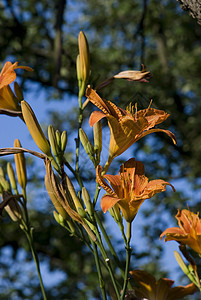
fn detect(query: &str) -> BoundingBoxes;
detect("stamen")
[147,99,153,110]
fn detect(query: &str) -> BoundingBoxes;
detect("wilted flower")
[86,87,176,172]
[96,64,151,90]
[96,158,175,222]
[130,269,197,300]
[0,61,33,111]
[113,65,151,82]
[45,159,96,241]
[160,209,201,255]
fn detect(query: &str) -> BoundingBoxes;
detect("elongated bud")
[14,139,27,189]
[174,251,195,283]
[79,128,95,164]
[93,120,102,164]
[61,130,67,153]
[76,55,82,85]
[55,130,61,149]
[82,187,93,216]
[0,167,5,178]
[0,183,3,194]
[0,176,11,192]
[45,175,69,220]
[7,162,18,194]
[65,175,86,217]
[48,125,60,157]
[21,100,52,156]
[14,82,24,102]
[78,31,90,83]
[109,205,122,224]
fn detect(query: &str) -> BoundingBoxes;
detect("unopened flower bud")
[0,176,11,192]
[65,175,86,217]
[14,139,27,189]
[0,167,5,178]
[82,187,93,216]
[174,251,195,283]
[55,130,61,149]
[48,125,60,157]
[61,130,67,153]
[7,162,18,194]
[93,120,102,164]
[79,128,95,164]
[14,82,24,102]
[78,31,90,84]
[21,100,52,156]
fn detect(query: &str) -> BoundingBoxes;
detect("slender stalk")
[95,212,132,289]
[96,239,120,299]
[120,222,132,300]
[21,220,47,300]
[91,240,107,300]
[20,191,47,300]
[93,182,101,206]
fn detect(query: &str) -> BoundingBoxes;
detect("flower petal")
[101,194,120,213]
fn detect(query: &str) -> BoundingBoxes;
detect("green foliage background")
[0,0,201,299]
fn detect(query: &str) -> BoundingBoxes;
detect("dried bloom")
[86,87,176,172]
[96,65,151,90]
[96,158,175,222]
[0,61,33,111]
[45,159,96,241]
[130,269,197,300]
[114,64,151,82]
[160,209,201,255]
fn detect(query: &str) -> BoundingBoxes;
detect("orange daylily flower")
[0,61,33,111]
[86,87,176,172]
[160,209,201,255]
[130,269,197,300]
[96,158,175,222]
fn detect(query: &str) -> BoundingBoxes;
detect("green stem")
[120,222,132,300]
[21,220,47,300]
[91,240,107,300]
[20,191,47,300]
[95,212,132,289]
[96,239,120,299]
[93,182,101,206]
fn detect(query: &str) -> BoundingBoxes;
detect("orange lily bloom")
[160,209,201,255]
[0,61,33,111]
[130,269,197,300]
[86,87,176,172]
[96,158,175,222]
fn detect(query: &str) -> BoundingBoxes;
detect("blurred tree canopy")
[0,0,201,299]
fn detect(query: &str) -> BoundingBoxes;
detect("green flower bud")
[82,187,93,216]
[14,139,27,189]
[79,128,95,164]
[61,130,67,153]
[48,125,60,157]
[7,162,18,194]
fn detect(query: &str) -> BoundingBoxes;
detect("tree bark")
[177,0,201,25]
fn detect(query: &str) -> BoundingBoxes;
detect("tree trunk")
[177,0,201,25]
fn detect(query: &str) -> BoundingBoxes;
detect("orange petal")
[89,110,106,127]
[101,195,120,213]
